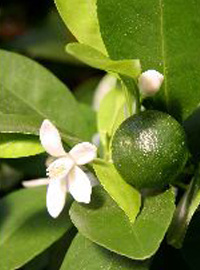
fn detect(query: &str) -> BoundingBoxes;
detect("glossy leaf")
[54,0,106,54]
[66,43,141,78]
[0,114,81,148]
[0,113,43,158]
[93,161,141,223]
[0,114,81,158]
[0,134,43,158]
[0,50,89,140]
[0,187,73,270]
[61,233,150,270]
[0,114,41,135]
[97,0,200,121]
[70,187,175,260]
[98,88,126,148]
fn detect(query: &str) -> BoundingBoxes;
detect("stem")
[134,83,141,114]
[122,83,132,116]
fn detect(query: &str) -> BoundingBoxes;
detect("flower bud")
[138,70,164,96]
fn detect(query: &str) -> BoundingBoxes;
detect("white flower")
[138,70,164,96]
[39,119,97,218]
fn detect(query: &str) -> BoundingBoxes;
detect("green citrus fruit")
[112,110,188,189]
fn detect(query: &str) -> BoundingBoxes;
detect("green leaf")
[0,134,43,158]
[0,114,81,148]
[97,0,200,121]
[22,229,76,270]
[66,43,141,78]
[54,0,107,54]
[61,233,150,270]
[0,50,90,140]
[167,166,200,249]
[0,114,82,158]
[0,114,41,135]
[93,161,141,223]
[0,187,73,270]
[70,187,175,260]
[0,104,43,159]
[98,88,126,148]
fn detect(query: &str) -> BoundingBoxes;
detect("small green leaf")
[66,43,141,78]
[70,187,175,260]
[0,187,73,270]
[61,233,150,270]
[0,134,43,158]
[98,88,126,148]
[0,50,90,140]
[54,0,107,54]
[93,161,141,223]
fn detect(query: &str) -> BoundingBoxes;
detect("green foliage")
[0,187,73,270]
[0,134,43,158]
[70,187,175,260]
[0,50,89,140]
[61,233,150,270]
[55,0,106,54]
[93,161,141,223]
[2,0,200,268]
[66,43,141,78]
[97,0,200,121]
[97,88,126,150]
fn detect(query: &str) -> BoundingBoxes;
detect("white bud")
[138,70,164,96]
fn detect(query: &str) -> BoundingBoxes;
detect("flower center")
[46,157,74,179]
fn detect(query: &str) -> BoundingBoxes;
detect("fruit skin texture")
[112,110,188,189]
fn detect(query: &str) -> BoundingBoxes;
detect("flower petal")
[82,168,99,187]
[69,142,97,165]
[68,166,92,203]
[39,119,66,157]
[22,178,49,188]
[47,156,74,180]
[46,177,67,218]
